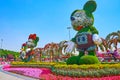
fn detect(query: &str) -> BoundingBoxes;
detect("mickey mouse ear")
[83,0,97,13]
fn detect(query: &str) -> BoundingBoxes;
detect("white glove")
[92,34,102,45]
[20,51,26,59]
[64,41,75,53]
[26,48,31,53]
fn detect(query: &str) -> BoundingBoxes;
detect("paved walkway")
[0,65,39,80]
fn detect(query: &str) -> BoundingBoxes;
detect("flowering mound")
[3,68,43,78]
[3,64,11,69]
[1,62,5,65]
[3,67,120,80]
[40,68,51,74]
[40,74,120,80]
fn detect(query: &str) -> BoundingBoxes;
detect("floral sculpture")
[20,34,39,62]
[64,0,102,64]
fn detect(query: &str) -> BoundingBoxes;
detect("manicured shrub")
[79,55,100,65]
[66,56,79,65]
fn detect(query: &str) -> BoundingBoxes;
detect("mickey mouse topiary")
[65,0,102,65]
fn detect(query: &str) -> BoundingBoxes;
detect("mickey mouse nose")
[71,16,75,21]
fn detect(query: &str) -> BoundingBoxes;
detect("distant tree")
[0,49,19,61]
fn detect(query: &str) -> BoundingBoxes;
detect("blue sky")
[0,0,120,51]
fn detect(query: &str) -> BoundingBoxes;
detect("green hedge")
[66,55,100,65]
[66,56,79,65]
[52,68,120,77]
[79,55,100,65]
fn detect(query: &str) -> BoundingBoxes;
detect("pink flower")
[3,64,11,69]
[3,67,120,80]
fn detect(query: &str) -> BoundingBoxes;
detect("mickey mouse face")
[70,0,97,31]
[71,10,93,31]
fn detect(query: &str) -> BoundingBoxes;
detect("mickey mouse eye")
[75,12,82,17]
[71,16,75,21]
[76,13,80,17]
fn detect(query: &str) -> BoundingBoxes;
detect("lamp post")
[67,27,71,40]
[0,39,3,58]
[1,39,3,49]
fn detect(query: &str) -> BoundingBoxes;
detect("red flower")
[28,34,36,40]
[22,43,26,46]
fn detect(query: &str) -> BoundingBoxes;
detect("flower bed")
[11,62,120,70]
[40,74,120,80]
[11,62,56,69]
[53,64,120,77]
[4,68,42,78]
[3,67,51,79]
[10,62,120,78]
[54,63,120,70]
[53,68,120,78]
[3,67,120,80]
